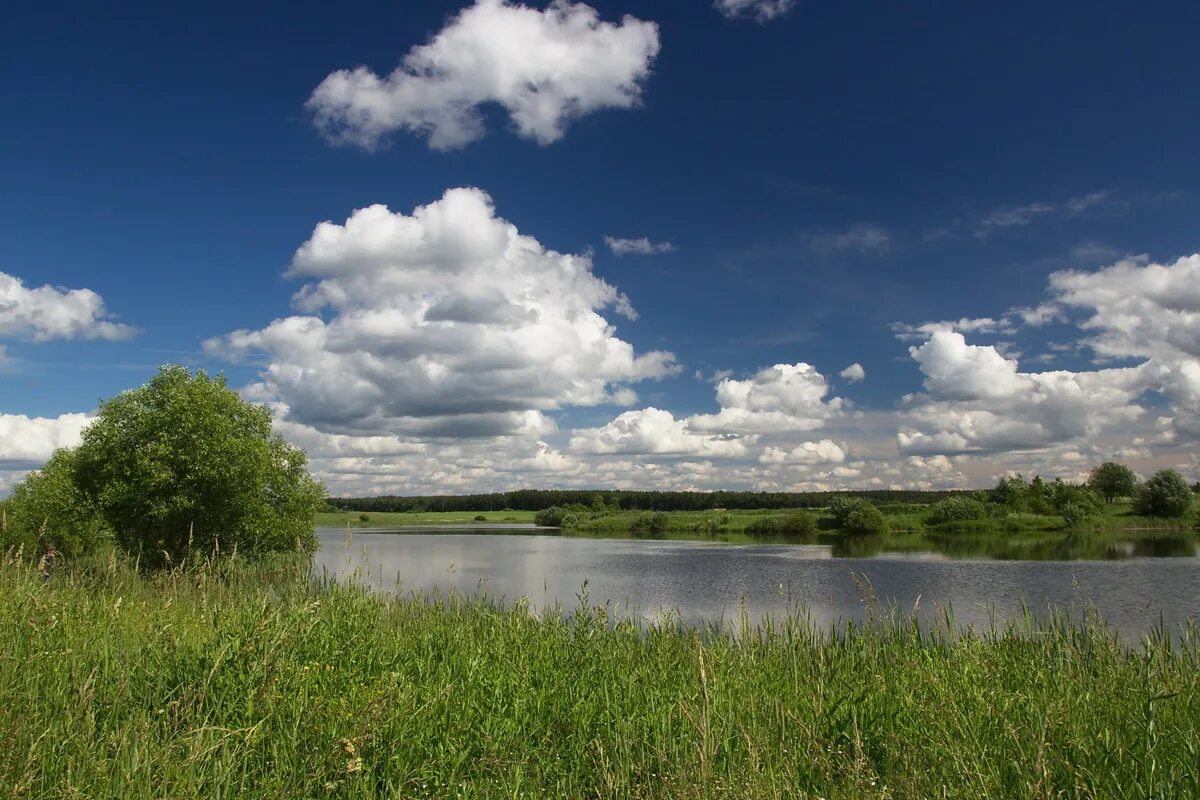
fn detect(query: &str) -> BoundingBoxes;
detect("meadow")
[316,509,536,528]
[3,553,1199,799]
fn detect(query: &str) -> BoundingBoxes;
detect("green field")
[316,509,536,528]
[3,555,1199,799]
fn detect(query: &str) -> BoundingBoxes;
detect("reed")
[2,553,1198,799]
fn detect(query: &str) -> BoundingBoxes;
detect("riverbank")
[3,556,1198,798]
[316,509,536,527]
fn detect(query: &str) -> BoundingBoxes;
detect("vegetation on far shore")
[3,553,1200,799]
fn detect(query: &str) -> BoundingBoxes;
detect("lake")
[313,526,1200,641]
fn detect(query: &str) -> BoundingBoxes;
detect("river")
[313,526,1200,641]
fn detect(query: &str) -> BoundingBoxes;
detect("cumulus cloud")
[0,412,93,466]
[890,316,1016,342]
[758,439,845,465]
[714,0,796,21]
[688,362,844,435]
[839,362,865,382]
[307,0,660,151]
[1050,253,1200,362]
[569,408,752,457]
[604,236,675,256]
[0,272,135,343]
[204,187,678,439]
[1049,252,1200,437]
[897,331,1149,455]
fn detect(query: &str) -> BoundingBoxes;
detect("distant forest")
[326,489,971,513]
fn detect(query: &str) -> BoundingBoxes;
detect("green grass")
[3,555,1200,798]
[316,510,536,528]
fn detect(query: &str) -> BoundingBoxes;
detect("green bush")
[358,513,370,522]
[927,497,989,526]
[780,510,818,534]
[1049,482,1104,529]
[844,503,889,535]
[534,506,566,527]
[474,514,487,522]
[72,366,325,568]
[1,450,110,558]
[828,496,868,523]
[1134,470,1195,518]
[747,511,818,537]
[630,513,669,535]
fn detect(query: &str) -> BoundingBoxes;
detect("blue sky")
[2,0,1199,494]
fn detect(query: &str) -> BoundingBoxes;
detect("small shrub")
[473,514,487,522]
[780,511,818,534]
[927,497,988,527]
[844,504,889,535]
[745,517,781,536]
[1134,470,1195,518]
[359,513,370,522]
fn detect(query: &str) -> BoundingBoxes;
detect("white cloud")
[838,362,865,382]
[0,412,93,465]
[975,191,1110,237]
[604,236,675,256]
[1049,252,1200,438]
[569,407,752,457]
[808,224,892,255]
[714,0,796,21]
[1050,253,1200,362]
[0,272,135,343]
[204,187,678,439]
[307,0,660,151]
[898,331,1150,455]
[758,439,846,465]
[688,362,844,435]
[890,316,1016,342]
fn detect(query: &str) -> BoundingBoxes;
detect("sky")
[2,0,1199,496]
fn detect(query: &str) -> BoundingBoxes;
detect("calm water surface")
[313,526,1200,641]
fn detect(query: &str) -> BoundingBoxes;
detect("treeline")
[326,488,971,513]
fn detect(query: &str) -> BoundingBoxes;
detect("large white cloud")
[898,331,1149,455]
[307,0,660,151]
[0,412,93,466]
[569,407,752,457]
[0,272,135,343]
[1050,253,1200,362]
[688,362,843,434]
[205,188,677,438]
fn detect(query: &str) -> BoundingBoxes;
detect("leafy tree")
[991,474,1031,512]
[72,366,325,567]
[1087,462,1138,504]
[1134,470,1195,518]
[2,450,109,558]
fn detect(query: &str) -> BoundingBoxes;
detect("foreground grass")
[316,509,536,528]
[4,558,1199,799]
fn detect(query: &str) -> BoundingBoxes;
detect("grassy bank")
[557,502,1194,537]
[3,557,1200,798]
[316,509,536,528]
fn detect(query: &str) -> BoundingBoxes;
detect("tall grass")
[2,554,1199,799]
